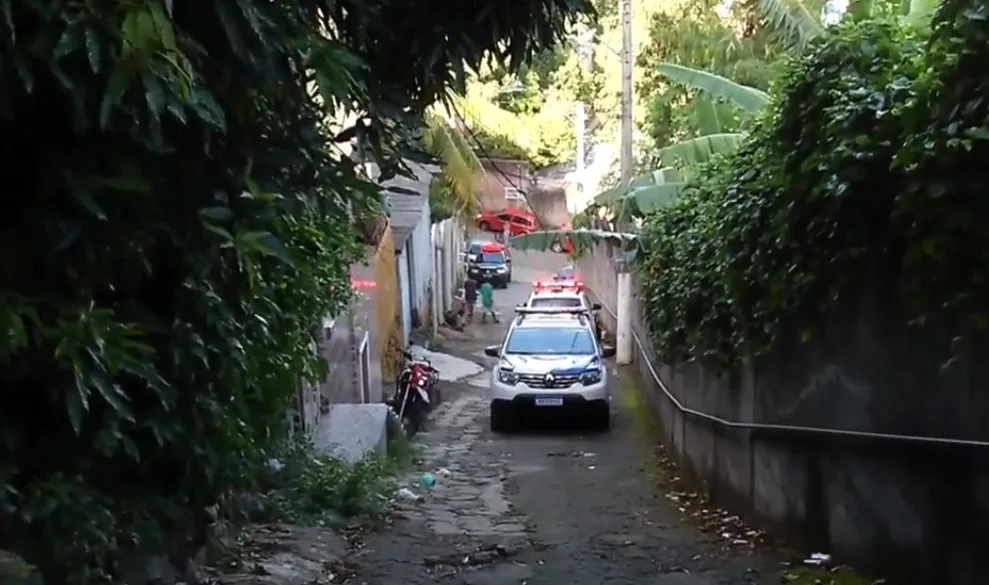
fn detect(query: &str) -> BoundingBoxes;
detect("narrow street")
[353,251,782,585]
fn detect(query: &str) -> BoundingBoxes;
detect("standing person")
[463,276,478,322]
[479,280,498,323]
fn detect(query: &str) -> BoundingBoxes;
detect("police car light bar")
[514,307,590,315]
[533,280,584,290]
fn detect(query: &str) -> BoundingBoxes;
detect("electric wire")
[448,102,545,230]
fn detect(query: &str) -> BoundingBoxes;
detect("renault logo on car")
[544,373,555,383]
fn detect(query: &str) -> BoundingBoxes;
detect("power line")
[448,103,545,230]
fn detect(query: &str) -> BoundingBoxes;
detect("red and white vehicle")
[521,279,604,340]
[475,209,538,237]
[387,350,440,435]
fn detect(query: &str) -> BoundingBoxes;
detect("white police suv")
[522,280,604,340]
[483,307,616,432]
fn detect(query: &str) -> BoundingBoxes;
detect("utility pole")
[574,26,594,213]
[616,5,636,365]
[619,0,634,187]
[574,102,585,212]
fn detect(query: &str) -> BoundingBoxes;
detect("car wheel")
[589,402,610,432]
[478,221,490,232]
[490,401,512,433]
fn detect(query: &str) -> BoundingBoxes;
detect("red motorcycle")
[387,350,439,435]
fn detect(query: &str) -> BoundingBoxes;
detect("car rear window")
[530,297,582,308]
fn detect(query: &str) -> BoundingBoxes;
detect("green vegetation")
[636,0,785,161]
[263,437,415,527]
[512,0,987,377]
[638,4,988,370]
[0,0,589,582]
[423,114,484,221]
[429,179,458,224]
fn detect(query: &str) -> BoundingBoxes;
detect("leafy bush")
[637,12,989,370]
[470,125,532,162]
[0,4,369,580]
[430,178,458,223]
[892,0,989,322]
[262,441,397,526]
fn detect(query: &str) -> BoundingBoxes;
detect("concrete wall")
[317,238,387,408]
[476,159,531,213]
[577,246,989,585]
[527,186,571,229]
[431,217,465,318]
[373,229,403,383]
[288,338,324,436]
[409,206,433,317]
[397,253,412,347]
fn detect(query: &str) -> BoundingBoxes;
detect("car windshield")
[468,244,482,255]
[480,252,505,264]
[530,297,582,308]
[505,328,595,355]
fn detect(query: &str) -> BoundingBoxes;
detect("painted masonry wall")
[395,196,432,347]
[431,217,465,318]
[475,159,531,213]
[397,253,412,347]
[576,243,989,585]
[408,203,433,318]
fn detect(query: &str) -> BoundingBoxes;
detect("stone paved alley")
[350,251,786,585]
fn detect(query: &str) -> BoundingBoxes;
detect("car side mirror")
[484,345,501,358]
[591,303,602,311]
[600,345,616,358]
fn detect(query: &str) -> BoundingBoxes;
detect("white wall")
[398,253,412,346]
[408,200,433,316]
[431,216,465,319]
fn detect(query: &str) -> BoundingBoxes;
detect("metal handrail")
[586,286,989,449]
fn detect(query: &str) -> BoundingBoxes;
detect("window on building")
[504,187,525,204]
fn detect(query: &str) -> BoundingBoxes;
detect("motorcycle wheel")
[402,401,423,436]
[428,384,441,406]
[389,387,419,437]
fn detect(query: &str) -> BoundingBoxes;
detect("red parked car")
[475,209,537,236]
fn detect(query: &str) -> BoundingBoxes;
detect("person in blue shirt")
[478,281,498,323]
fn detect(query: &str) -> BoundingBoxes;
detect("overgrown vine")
[637,8,989,372]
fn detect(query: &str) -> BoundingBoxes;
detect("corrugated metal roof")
[380,161,439,249]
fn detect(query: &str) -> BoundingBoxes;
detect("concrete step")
[312,403,390,463]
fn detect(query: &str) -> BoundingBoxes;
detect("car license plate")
[534,397,563,406]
